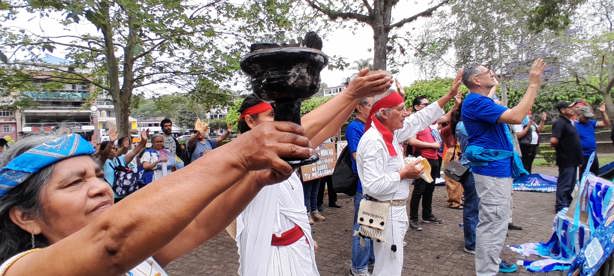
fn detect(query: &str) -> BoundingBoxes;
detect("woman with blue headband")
[0,121,312,275]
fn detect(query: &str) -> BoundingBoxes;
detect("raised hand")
[232,121,312,182]
[528,58,546,87]
[540,111,548,122]
[599,103,606,113]
[448,69,463,97]
[140,128,149,143]
[344,68,393,99]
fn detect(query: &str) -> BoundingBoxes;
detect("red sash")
[271,224,304,246]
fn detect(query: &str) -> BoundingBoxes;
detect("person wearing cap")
[461,59,545,275]
[0,120,314,275]
[187,119,231,163]
[356,71,461,276]
[575,103,610,175]
[550,101,583,213]
[235,69,392,276]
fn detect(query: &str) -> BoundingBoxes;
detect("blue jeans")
[302,179,321,212]
[461,173,479,250]
[351,191,374,272]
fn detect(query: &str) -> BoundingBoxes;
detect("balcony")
[23,90,89,102]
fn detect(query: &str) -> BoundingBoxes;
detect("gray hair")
[462,64,482,89]
[0,136,58,262]
[151,134,164,143]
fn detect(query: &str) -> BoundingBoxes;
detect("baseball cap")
[578,106,594,118]
[556,101,572,111]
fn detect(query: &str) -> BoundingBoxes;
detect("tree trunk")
[115,95,132,137]
[371,0,392,71]
[372,29,389,70]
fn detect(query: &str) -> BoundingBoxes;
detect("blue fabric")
[0,134,95,198]
[455,121,470,166]
[351,191,374,272]
[190,139,217,162]
[302,179,320,212]
[461,173,479,250]
[576,119,597,157]
[461,92,513,177]
[503,124,530,179]
[104,155,127,188]
[346,119,365,193]
[139,148,158,186]
[513,173,558,192]
[511,153,614,273]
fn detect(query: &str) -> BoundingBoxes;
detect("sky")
[4,1,455,96]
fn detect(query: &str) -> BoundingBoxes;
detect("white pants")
[266,236,319,276]
[474,174,512,276]
[372,206,408,276]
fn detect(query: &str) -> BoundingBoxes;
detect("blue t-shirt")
[345,119,365,193]
[576,119,597,156]
[191,139,217,162]
[461,92,513,177]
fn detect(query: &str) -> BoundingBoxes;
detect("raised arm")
[498,59,545,124]
[7,122,312,276]
[396,71,461,142]
[153,169,276,266]
[301,69,392,146]
[597,103,610,128]
[124,129,148,164]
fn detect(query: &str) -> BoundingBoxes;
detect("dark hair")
[94,140,114,166]
[237,94,266,133]
[411,96,428,111]
[451,105,463,139]
[0,138,7,147]
[0,136,57,262]
[160,118,172,131]
[462,64,482,89]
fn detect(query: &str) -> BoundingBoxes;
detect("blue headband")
[0,134,95,198]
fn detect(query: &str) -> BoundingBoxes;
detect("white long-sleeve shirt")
[356,102,444,201]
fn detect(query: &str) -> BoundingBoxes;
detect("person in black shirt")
[550,101,583,213]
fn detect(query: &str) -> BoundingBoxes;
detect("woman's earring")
[31,233,36,249]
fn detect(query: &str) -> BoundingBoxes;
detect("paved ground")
[166,166,565,275]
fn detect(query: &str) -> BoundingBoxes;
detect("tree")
[304,0,449,70]
[0,0,306,136]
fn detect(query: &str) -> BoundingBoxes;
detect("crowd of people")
[0,56,612,276]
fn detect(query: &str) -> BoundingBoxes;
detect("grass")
[533,153,614,167]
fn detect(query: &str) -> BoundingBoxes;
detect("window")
[0,111,14,117]
[3,125,10,133]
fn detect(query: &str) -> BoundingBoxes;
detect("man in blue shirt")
[461,59,545,275]
[346,97,374,276]
[574,104,610,175]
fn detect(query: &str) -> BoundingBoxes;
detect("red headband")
[365,92,405,157]
[240,102,273,119]
[365,92,405,131]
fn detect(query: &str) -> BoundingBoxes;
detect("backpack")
[331,146,358,196]
[110,157,142,198]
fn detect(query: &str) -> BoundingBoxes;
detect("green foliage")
[403,78,467,111]
[505,80,602,115]
[301,96,332,115]
[225,98,243,131]
[528,0,585,32]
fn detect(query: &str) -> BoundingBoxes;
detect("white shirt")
[356,102,444,201]
[512,123,539,145]
[236,173,318,276]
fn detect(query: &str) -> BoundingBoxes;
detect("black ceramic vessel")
[241,44,329,166]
